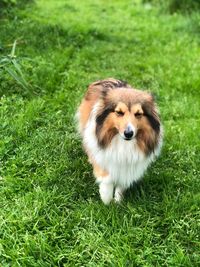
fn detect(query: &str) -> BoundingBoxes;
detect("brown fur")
[93,161,109,178]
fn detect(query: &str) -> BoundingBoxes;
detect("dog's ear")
[146,91,161,105]
[90,78,129,100]
[86,80,112,101]
[143,91,156,102]
[100,87,112,100]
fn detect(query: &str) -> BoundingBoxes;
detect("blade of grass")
[10,40,17,58]
[12,58,29,84]
[4,66,29,90]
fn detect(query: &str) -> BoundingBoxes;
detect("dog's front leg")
[92,161,113,205]
[114,186,124,203]
[99,181,114,205]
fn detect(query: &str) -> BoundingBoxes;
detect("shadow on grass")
[0,0,35,17]
[0,18,141,98]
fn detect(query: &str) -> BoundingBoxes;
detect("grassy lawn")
[0,0,200,266]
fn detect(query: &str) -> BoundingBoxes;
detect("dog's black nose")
[124,129,134,139]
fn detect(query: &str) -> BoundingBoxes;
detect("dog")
[77,78,163,204]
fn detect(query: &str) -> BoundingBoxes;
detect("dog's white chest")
[94,136,152,188]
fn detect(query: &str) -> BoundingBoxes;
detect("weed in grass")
[0,40,31,91]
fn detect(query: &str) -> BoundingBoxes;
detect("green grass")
[0,0,200,266]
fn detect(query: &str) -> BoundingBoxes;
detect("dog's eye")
[115,110,124,116]
[135,112,143,118]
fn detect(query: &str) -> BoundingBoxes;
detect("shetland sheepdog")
[77,78,163,204]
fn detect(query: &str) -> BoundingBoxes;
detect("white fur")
[114,186,124,203]
[79,102,162,204]
[99,177,114,205]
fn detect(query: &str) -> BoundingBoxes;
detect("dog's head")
[96,87,161,155]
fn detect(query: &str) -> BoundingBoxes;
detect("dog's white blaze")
[82,102,162,197]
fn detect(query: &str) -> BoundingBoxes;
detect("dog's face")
[96,88,161,154]
[112,101,145,140]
